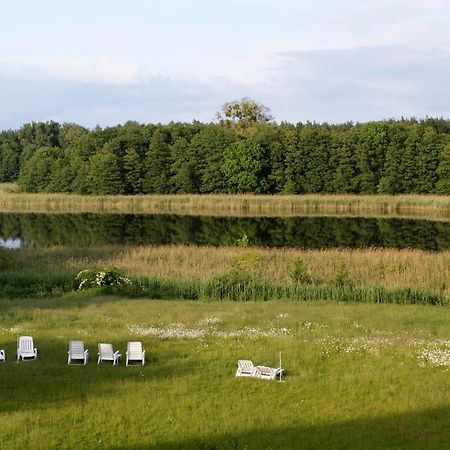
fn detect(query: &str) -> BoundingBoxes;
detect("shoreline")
[1,185,449,220]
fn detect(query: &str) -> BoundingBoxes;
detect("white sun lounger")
[255,365,284,380]
[97,343,121,365]
[17,336,37,361]
[236,360,258,377]
[126,341,145,366]
[68,340,89,365]
[0,349,5,362]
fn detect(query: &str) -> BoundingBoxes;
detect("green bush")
[289,258,312,284]
[333,262,352,287]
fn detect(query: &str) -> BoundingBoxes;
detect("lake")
[0,213,449,250]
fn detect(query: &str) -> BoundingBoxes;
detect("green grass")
[0,296,449,449]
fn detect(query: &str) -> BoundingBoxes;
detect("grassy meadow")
[1,189,449,449]
[1,183,449,220]
[0,297,449,449]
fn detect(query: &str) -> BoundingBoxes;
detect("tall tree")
[436,141,450,194]
[222,139,267,193]
[143,129,171,193]
[87,145,124,195]
[123,147,144,194]
[170,137,196,193]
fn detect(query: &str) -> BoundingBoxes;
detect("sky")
[0,0,449,129]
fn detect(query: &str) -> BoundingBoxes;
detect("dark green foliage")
[222,139,267,193]
[436,142,450,194]
[87,145,124,195]
[1,213,448,250]
[2,117,449,195]
[170,137,197,193]
[143,129,171,193]
[199,126,234,193]
[123,147,144,194]
[18,146,62,192]
[0,271,75,298]
[0,248,15,270]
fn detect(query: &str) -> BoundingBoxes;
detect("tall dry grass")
[0,183,449,219]
[60,245,450,297]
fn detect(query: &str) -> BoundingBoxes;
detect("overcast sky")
[1,0,449,129]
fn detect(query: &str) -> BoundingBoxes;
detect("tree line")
[1,105,449,195]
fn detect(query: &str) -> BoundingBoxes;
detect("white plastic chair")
[17,336,37,361]
[126,342,145,366]
[236,360,257,377]
[68,340,89,365]
[0,349,5,362]
[97,343,121,365]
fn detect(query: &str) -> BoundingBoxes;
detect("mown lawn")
[0,296,449,449]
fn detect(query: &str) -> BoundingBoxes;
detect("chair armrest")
[142,350,146,356]
[84,349,89,355]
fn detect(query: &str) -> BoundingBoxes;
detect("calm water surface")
[0,213,449,251]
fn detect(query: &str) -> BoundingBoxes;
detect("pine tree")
[169,137,196,193]
[123,147,144,194]
[143,130,171,193]
[436,142,450,194]
[17,146,62,192]
[87,145,124,194]
[415,127,440,193]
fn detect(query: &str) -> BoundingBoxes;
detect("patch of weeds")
[289,257,312,284]
[333,262,352,287]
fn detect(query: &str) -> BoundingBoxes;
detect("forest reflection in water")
[0,213,449,251]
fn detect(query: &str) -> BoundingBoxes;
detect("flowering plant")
[76,268,131,291]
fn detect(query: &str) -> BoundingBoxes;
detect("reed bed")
[65,245,449,298]
[6,245,449,303]
[1,184,449,220]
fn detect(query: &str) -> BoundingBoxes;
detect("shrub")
[76,267,131,291]
[211,250,261,287]
[235,234,250,247]
[289,258,312,284]
[333,262,352,287]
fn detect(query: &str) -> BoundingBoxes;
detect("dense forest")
[1,100,449,195]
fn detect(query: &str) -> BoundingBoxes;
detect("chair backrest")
[238,360,254,372]
[98,343,113,357]
[69,340,85,355]
[18,336,34,351]
[127,341,142,356]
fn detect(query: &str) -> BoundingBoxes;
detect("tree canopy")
[1,107,449,195]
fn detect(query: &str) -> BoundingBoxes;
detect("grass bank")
[0,297,449,449]
[1,183,449,220]
[7,244,449,301]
